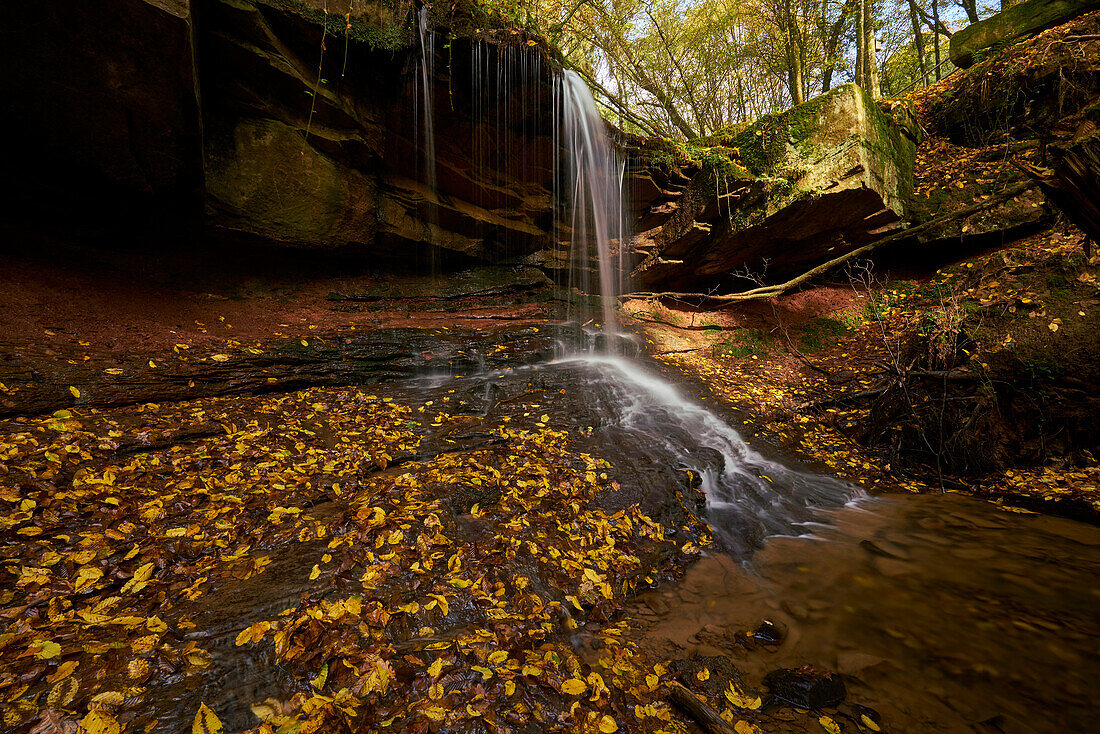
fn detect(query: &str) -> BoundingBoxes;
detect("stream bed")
[426,352,1100,733]
[624,492,1100,733]
[40,346,1096,734]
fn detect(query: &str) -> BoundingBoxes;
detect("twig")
[666,681,737,734]
[656,347,702,355]
[797,386,888,411]
[769,302,831,377]
[628,313,736,331]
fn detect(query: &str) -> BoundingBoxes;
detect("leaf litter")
[2,379,714,733]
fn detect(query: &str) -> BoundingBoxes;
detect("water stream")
[548,54,1100,734]
[555,70,627,332]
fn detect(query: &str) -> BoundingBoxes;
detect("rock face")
[950,0,1100,68]
[629,84,919,292]
[1,0,204,230]
[2,1,916,294]
[1,0,559,266]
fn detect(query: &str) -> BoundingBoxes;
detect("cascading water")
[553,355,863,553]
[416,5,438,268]
[409,32,859,553]
[554,70,627,334]
[550,68,861,551]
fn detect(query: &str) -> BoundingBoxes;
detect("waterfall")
[555,70,627,335]
[402,38,858,553]
[416,5,438,260]
[548,70,860,549]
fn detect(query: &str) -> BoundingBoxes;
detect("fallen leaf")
[192,703,223,734]
[77,710,119,734]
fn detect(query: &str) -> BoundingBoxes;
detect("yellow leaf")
[422,706,447,722]
[561,678,586,696]
[77,709,120,734]
[598,715,618,733]
[49,659,80,683]
[128,659,150,679]
[36,641,62,659]
[819,715,841,734]
[860,714,881,732]
[186,650,212,669]
[211,354,230,362]
[71,549,97,565]
[311,662,329,691]
[428,658,444,679]
[309,564,320,580]
[428,593,449,616]
[48,675,79,709]
[69,386,81,398]
[193,702,223,734]
[725,683,761,710]
[91,691,124,706]
[488,650,508,665]
[104,368,123,375]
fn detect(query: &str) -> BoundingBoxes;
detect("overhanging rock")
[631,84,919,292]
[950,0,1100,69]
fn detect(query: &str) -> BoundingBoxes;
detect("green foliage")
[799,317,851,352]
[713,328,777,358]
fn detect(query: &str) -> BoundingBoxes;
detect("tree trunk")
[933,0,943,80]
[908,0,929,86]
[856,0,867,89]
[864,0,880,97]
[821,0,857,93]
[790,44,806,105]
[960,0,980,24]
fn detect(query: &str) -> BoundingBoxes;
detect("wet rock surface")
[0,323,577,417]
[763,666,846,709]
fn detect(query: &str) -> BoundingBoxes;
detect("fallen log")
[627,181,1034,306]
[666,681,738,734]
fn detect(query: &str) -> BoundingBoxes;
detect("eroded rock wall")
[1,0,560,268]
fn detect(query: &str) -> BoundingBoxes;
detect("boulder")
[763,666,847,709]
[630,84,919,291]
[950,0,1100,69]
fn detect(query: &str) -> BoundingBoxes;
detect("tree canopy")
[478,0,991,139]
